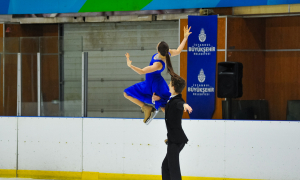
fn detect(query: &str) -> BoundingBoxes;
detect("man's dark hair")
[171,75,186,94]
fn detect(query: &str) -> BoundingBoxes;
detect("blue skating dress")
[124,53,171,110]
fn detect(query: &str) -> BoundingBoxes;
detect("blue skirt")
[124,77,171,110]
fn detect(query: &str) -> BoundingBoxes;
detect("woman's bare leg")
[124,92,154,123]
[160,107,165,113]
[124,92,144,108]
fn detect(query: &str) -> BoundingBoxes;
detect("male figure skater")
[152,75,193,180]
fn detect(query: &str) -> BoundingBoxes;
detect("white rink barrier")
[0,117,300,180]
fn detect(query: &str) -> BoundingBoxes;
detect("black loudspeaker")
[217,62,243,98]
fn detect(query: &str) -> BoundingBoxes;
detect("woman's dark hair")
[158,41,178,77]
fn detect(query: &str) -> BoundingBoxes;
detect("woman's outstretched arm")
[169,25,192,57]
[126,53,162,75]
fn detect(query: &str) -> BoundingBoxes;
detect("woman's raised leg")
[124,92,144,107]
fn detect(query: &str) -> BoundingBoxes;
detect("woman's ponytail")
[158,41,179,77]
[165,52,176,77]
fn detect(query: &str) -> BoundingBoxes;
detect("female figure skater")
[124,25,192,124]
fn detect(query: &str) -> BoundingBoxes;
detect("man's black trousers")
[161,142,185,180]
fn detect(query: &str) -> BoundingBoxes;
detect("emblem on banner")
[198,69,206,83]
[199,28,206,42]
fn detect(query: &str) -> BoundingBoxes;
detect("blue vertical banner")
[187,15,218,119]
